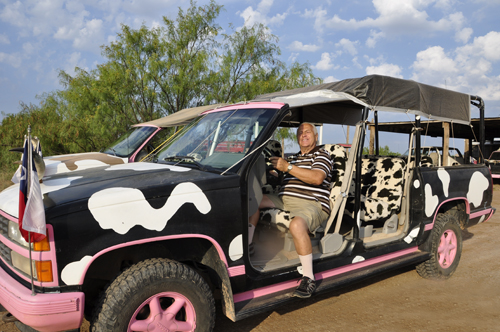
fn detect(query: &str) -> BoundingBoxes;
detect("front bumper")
[0,266,84,332]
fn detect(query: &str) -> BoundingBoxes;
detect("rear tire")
[91,258,215,332]
[416,212,462,280]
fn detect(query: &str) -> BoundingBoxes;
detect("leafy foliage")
[363,145,401,156]
[0,0,320,173]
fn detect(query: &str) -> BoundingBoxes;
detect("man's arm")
[269,156,326,186]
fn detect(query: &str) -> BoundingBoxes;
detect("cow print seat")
[260,144,348,233]
[346,156,406,222]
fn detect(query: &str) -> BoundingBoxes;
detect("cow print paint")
[346,157,406,221]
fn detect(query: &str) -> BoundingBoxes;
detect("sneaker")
[292,276,316,298]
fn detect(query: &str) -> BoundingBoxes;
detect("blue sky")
[1,0,500,152]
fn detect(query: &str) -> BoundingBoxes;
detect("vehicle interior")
[249,118,415,272]
[246,75,485,273]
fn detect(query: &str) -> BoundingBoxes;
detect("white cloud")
[22,42,35,55]
[63,52,88,76]
[455,27,473,44]
[324,75,338,83]
[0,52,22,68]
[457,31,500,62]
[308,0,465,37]
[73,19,105,52]
[0,33,10,44]
[412,46,457,80]
[366,30,385,48]
[336,38,359,56]
[411,32,500,101]
[240,0,287,27]
[312,52,337,71]
[288,52,299,62]
[366,63,403,78]
[0,1,28,28]
[288,41,320,52]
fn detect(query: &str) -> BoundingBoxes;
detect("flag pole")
[26,126,36,296]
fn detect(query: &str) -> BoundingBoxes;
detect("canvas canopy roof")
[136,103,227,128]
[252,75,472,126]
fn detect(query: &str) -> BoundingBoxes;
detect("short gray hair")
[298,123,318,135]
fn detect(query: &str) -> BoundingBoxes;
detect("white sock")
[248,224,256,243]
[299,254,314,280]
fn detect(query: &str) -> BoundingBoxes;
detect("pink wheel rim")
[128,292,196,332]
[437,230,457,269]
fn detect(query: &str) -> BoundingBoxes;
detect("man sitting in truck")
[249,123,333,298]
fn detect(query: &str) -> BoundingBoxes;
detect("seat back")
[348,156,406,221]
[420,155,433,167]
[323,144,348,202]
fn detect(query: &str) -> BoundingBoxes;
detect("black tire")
[416,212,463,280]
[91,258,215,332]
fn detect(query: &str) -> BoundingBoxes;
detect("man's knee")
[289,217,309,235]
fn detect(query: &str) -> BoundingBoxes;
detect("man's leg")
[289,216,316,298]
[249,195,276,244]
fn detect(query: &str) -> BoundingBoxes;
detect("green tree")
[363,145,400,156]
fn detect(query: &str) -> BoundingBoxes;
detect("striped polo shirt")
[279,146,333,214]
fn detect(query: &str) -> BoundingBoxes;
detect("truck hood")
[0,162,236,218]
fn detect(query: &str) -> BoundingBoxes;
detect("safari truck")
[486,149,500,179]
[35,104,223,178]
[0,75,494,332]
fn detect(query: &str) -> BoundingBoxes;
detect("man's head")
[297,123,318,153]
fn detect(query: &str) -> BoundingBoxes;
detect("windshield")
[156,108,276,172]
[103,126,158,157]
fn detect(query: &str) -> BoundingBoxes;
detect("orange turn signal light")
[34,237,50,251]
[36,261,53,282]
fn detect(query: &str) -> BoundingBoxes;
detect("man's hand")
[269,156,289,173]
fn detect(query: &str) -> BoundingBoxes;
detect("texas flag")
[18,139,46,243]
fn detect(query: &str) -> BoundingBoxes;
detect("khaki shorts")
[267,194,328,233]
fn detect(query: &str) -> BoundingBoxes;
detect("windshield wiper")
[163,155,206,171]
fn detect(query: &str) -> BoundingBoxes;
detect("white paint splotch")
[41,176,83,194]
[437,168,450,197]
[88,182,211,234]
[404,227,420,244]
[61,255,93,285]
[352,256,365,263]
[229,234,243,261]
[424,184,439,217]
[413,179,420,189]
[467,172,489,208]
[0,176,82,218]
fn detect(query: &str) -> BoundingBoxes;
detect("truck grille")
[0,213,13,265]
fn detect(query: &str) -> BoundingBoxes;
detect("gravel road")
[1,186,499,332]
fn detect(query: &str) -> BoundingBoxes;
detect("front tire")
[416,212,463,279]
[91,258,215,332]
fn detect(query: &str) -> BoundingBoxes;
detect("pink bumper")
[0,267,84,332]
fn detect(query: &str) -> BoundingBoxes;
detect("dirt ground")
[1,186,500,332]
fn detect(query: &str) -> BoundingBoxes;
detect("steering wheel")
[262,144,284,188]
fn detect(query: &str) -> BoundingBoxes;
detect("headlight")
[11,250,37,280]
[8,220,31,248]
